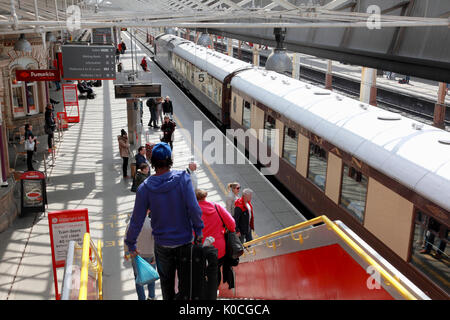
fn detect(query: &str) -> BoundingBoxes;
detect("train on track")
[152,33,450,299]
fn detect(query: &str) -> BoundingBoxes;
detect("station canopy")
[1,0,449,82]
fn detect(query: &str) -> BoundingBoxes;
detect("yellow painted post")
[97,239,103,300]
[78,233,90,300]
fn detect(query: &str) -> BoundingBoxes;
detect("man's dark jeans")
[149,108,157,127]
[154,242,192,300]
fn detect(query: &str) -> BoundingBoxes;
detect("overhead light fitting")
[197,33,212,48]
[45,32,56,43]
[14,34,32,52]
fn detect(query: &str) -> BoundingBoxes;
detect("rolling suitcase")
[190,244,218,300]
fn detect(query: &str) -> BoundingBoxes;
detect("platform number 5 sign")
[196,72,206,84]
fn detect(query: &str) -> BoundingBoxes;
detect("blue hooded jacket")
[125,170,203,252]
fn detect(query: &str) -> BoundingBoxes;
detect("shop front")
[0,34,52,231]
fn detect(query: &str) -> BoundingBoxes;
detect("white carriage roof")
[171,36,252,82]
[230,68,450,212]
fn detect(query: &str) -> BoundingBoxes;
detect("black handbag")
[214,204,244,259]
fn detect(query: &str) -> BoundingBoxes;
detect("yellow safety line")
[243,215,417,300]
[78,233,91,300]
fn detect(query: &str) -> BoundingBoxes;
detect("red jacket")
[234,197,254,231]
[198,200,235,259]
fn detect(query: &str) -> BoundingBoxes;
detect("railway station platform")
[296,54,449,106]
[0,33,306,300]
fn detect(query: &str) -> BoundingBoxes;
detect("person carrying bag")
[25,138,35,152]
[215,204,244,260]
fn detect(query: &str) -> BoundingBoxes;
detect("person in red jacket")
[196,189,236,287]
[234,188,254,243]
[140,56,148,72]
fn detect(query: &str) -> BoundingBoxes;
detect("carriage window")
[190,63,194,82]
[410,211,449,295]
[233,96,237,113]
[340,165,368,223]
[264,114,276,150]
[307,143,327,191]
[242,100,251,129]
[217,86,222,107]
[207,75,213,98]
[282,126,297,166]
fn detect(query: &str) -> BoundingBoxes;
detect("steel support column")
[433,83,447,129]
[325,60,333,90]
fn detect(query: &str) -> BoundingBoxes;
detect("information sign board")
[48,208,90,300]
[61,44,116,80]
[114,84,161,99]
[48,209,90,267]
[92,28,112,44]
[62,84,78,106]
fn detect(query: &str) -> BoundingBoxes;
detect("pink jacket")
[198,200,236,259]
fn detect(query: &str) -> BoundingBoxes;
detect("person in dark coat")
[146,97,157,128]
[44,104,56,150]
[131,163,150,193]
[162,96,173,117]
[234,188,254,244]
[160,115,176,150]
[135,146,147,169]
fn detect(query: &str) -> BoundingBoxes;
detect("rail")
[243,215,417,300]
[78,233,103,300]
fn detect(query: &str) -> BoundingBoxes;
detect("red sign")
[57,112,68,129]
[48,209,90,300]
[62,84,79,106]
[20,171,46,180]
[15,69,60,82]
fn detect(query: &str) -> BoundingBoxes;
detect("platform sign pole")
[48,209,90,300]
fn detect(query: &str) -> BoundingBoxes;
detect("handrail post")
[78,233,90,300]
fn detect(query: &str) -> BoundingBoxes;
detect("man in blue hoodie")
[125,142,204,300]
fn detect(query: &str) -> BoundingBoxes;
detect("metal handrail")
[243,215,417,300]
[78,233,103,300]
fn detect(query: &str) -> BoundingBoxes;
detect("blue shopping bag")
[134,255,159,286]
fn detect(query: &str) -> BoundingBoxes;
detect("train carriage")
[153,34,450,298]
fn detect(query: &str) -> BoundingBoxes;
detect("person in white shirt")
[225,182,240,218]
[124,216,157,300]
[186,161,198,191]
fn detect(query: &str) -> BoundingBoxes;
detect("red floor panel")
[219,243,394,300]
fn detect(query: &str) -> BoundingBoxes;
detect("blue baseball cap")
[151,142,172,160]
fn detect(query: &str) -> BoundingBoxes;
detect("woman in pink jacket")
[196,189,236,287]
